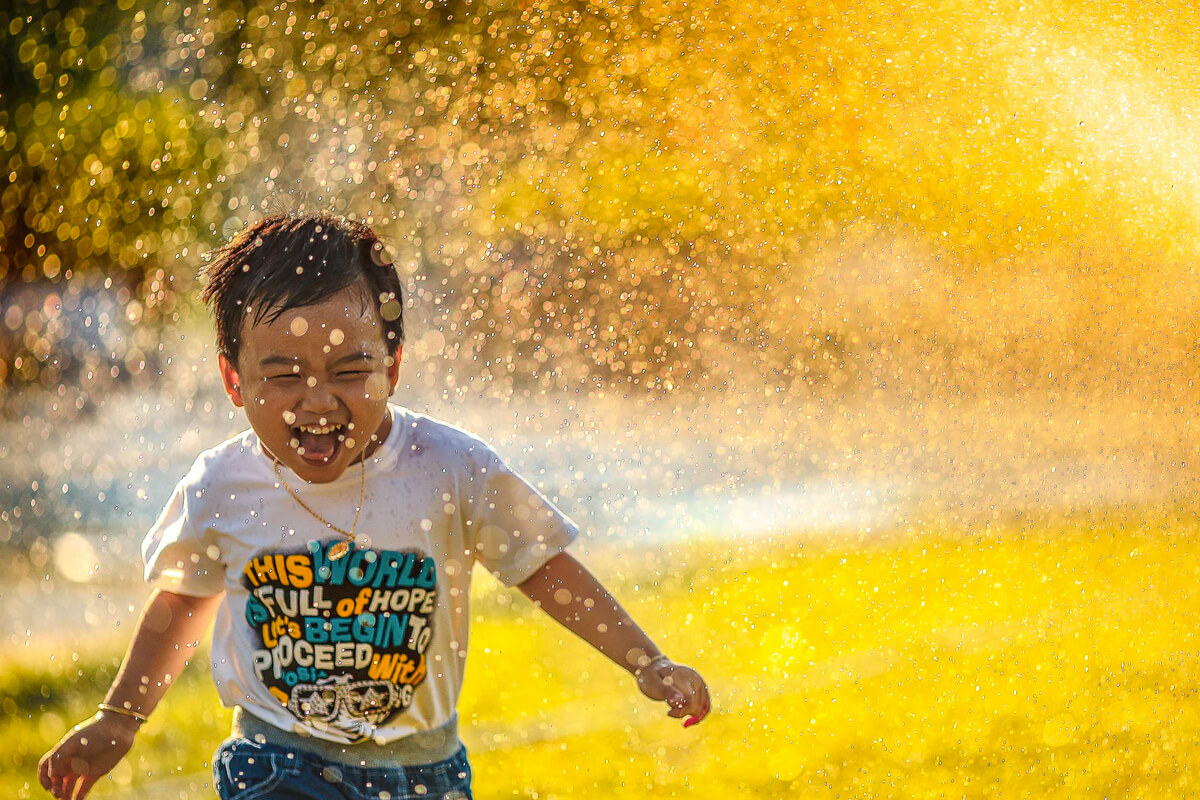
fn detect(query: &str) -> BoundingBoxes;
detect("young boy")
[38,213,710,800]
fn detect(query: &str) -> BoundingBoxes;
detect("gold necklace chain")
[271,454,365,561]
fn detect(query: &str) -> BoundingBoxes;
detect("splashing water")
[1,0,1197,630]
[6,4,1200,796]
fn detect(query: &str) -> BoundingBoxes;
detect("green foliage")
[5,0,1200,400]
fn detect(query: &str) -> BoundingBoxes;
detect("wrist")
[97,702,148,729]
[633,653,671,679]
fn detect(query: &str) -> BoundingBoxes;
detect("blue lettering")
[304,616,330,643]
[309,539,349,585]
[307,543,436,589]
[373,556,401,587]
[397,553,418,585]
[416,557,437,589]
[245,595,270,626]
[347,550,379,586]
[375,612,409,648]
[352,613,377,642]
[329,617,352,642]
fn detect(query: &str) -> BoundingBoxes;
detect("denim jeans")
[213,737,473,800]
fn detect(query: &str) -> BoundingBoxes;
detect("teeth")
[298,424,341,435]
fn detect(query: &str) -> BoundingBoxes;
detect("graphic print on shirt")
[242,539,437,742]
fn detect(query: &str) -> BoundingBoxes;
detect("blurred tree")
[4,0,1200,405]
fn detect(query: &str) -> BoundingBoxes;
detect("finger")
[73,775,97,800]
[682,680,712,727]
[45,750,73,786]
[676,692,703,721]
[58,774,80,800]
[665,691,688,718]
[44,751,64,781]
[662,675,689,718]
[37,754,53,790]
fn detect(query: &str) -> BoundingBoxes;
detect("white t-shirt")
[143,405,578,745]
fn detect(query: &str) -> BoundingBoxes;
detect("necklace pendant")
[328,539,352,561]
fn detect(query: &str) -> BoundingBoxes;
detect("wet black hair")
[199,212,404,365]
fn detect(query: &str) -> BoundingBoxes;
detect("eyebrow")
[258,352,376,369]
[332,352,376,366]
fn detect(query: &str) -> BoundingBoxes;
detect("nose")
[298,377,339,414]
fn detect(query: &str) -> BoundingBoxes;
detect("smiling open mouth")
[294,423,345,463]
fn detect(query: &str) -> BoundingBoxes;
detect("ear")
[218,354,245,408]
[386,346,402,396]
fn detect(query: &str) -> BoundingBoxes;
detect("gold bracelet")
[634,654,671,678]
[97,703,148,723]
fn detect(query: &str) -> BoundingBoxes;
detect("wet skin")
[218,285,401,484]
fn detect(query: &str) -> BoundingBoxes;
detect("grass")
[5,511,1200,798]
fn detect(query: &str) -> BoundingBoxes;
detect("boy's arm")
[38,588,223,800]
[517,552,710,726]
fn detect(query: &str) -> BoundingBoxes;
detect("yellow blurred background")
[3,0,1200,797]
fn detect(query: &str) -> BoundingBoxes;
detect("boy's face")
[218,286,401,483]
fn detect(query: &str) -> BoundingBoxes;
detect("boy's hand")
[35,590,219,799]
[38,712,139,800]
[635,658,711,727]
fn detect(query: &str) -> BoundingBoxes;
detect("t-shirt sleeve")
[142,467,227,597]
[470,450,579,586]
